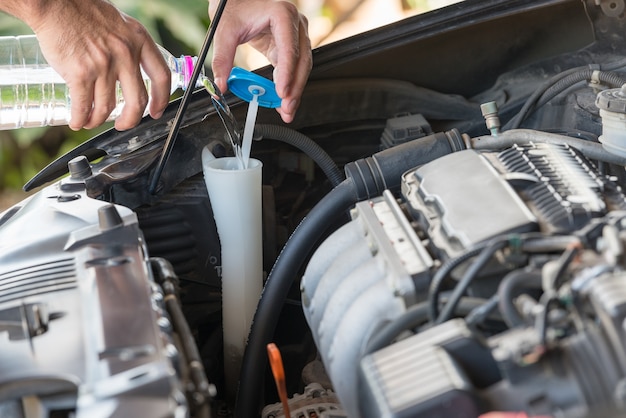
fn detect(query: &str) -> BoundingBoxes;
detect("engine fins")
[0,258,76,305]
[498,143,608,233]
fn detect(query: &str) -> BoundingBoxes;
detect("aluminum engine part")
[402,143,614,260]
[359,319,488,418]
[0,180,186,417]
[401,149,537,260]
[261,383,345,418]
[356,254,626,417]
[496,143,610,231]
[301,189,433,417]
[480,267,626,417]
[585,270,626,374]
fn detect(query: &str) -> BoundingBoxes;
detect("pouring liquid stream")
[201,76,264,170]
[240,89,261,169]
[201,76,245,168]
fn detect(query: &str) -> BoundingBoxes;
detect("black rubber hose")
[428,244,487,322]
[365,302,430,355]
[364,297,489,355]
[254,124,344,187]
[235,178,358,417]
[497,269,543,328]
[436,239,509,324]
[538,295,561,346]
[504,66,591,130]
[507,69,626,129]
[150,257,212,417]
[465,294,500,327]
[544,70,625,103]
[532,70,626,121]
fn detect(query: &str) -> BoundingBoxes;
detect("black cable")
[549,245,580,291]
[435,239,509,324]
[255,124,344,187]
[497,268,542,328]
[364,301,430,355]
[427,244,488,322]
[429,235,578,325]
[507,68,626,130]
[505,66,592,130]
[465,294,500,327]
[504,56,626,130]
[234,178,358,417]
[534,71,625,120]
[365,297,491,355]
[149,0,228,194]
[538,295,560,347]
[150,257,212,417]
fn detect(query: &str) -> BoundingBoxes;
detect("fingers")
[210,18,242,94]
[66,36,151,131]
[141,43,171,120]
[66,73,96,131]
[212,0,312,124]
[276,14,311,123]
[113,63,149,131]
[79,39,168,131]
[104,20,168,130]
[82,70,117,130]
[64,44,116,131]
[253,1,311,123]
[269,2,301,99]
[208,1,236,94]
[33,2,170,131]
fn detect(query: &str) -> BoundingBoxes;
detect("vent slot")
[0,258,77,304]
[498,143,606,233]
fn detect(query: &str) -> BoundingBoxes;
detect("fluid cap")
[227,67,281,108]
[596,84,626,114]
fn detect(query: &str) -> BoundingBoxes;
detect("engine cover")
[402,148,538,259]
[402,143,612,260]
[0,181,186,417]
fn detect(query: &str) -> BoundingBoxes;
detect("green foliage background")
[0,0,210,201]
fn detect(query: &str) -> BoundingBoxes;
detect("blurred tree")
[113,0,209,54]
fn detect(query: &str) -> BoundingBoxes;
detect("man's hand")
[2,0,171,131]
[209,0,312,123]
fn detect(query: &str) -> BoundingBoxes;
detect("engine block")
[0,179,186,417]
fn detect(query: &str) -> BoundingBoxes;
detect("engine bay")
[3,0,626,417]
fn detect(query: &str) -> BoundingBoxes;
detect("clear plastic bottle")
[0,35,199,130]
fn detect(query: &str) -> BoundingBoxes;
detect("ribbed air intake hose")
[254,124,344,187]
